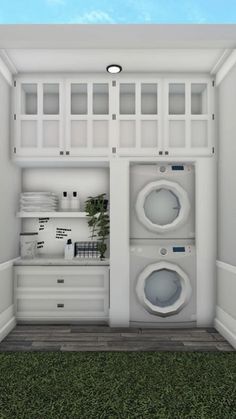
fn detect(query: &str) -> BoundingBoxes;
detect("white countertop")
[14,256,110,266]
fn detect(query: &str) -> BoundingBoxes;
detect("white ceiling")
[0,25,235,74]
[3,48,228,74]
[1,25,236,49]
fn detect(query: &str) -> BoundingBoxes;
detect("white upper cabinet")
[65,80,112,156]
[164,79,214,156]
[12,75,215,159]
[116,80,162,156]
[14,79,64,157]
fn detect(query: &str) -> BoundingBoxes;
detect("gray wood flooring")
[0,325,234,351]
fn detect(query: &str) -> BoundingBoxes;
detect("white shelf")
[16,211,87,218]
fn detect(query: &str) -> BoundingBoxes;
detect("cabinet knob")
[57,279,64,284]
[57,303,64,308]
[65,151,70,155]
[59,151,64,155]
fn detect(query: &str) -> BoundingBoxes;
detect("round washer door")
[136,261,192,317]
[135,180,190,233]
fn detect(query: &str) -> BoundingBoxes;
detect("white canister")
[20,232,38,259]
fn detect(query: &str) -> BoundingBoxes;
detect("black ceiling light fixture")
[106,64,122,74]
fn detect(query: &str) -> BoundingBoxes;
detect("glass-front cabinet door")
[164,79,213,156]
[116,80,162,156]
[65,80,111,156]
[13,79,64,157]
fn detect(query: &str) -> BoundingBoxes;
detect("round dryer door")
[136,262,192,317]
[135,180,190,233]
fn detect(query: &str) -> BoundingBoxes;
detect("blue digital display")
[173,246,185,253]
[171,165,184,171]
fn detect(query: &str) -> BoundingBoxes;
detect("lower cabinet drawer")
[14,266,110,320]
[15,266,109,292]
[16,296,109,319]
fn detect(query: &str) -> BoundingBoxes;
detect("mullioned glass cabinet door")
[13,79,64,157]
[164,79,214,157]
[65,80,112,157]
[116,80,162,156]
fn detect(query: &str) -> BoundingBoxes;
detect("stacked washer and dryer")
[130,163,196,327]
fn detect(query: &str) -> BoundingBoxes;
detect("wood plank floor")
[0,325,234,352]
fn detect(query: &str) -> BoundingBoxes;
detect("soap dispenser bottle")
[71,191,80,211]
[64,239,74,260]
[60,191,70,211]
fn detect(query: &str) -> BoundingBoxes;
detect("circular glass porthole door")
[135,180,190,233]
[136,262,192,317]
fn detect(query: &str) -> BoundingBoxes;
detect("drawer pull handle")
[57,303,64,308]
[57,279,64,284]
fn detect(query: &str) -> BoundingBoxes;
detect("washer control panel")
[157,164,192,174]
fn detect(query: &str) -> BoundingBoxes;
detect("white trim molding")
[0,54,12,86]
[210,49,232,75]
[0,305,16,343]
[0,49,17,75]
[214,306,236,350]
[216,49,236,86]
[216,259,236,274]
[0,257,20,271]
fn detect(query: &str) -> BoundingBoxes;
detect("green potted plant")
[85,193,109,260]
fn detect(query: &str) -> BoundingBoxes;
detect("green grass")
[0,352,235,419]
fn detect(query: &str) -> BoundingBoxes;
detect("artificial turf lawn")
[0,352,235,419]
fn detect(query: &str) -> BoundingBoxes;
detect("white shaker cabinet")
[115,80,162,156]
[14,266,109,322]
[13,79,64,157]
[65,80,112,156]
[164,78,214,156]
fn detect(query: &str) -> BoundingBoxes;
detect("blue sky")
[0,0,236,23]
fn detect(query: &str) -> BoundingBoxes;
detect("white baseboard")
[214,306,236,349]
[0,305,16,343]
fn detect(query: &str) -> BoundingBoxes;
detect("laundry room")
[0,24,234,353]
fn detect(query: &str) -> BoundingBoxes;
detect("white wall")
[0,74,21,263]
[0,73,20,340]
[216,64,236,348]
[109,160,129,326]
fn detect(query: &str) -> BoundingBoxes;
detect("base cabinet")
[14,266,109,322]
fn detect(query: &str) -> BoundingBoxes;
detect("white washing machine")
[130,163,195,239]
[130,240,196,327]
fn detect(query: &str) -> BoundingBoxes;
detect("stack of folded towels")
[20,192,58,212]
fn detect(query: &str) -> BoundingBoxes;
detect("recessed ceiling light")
[106,64,122,74]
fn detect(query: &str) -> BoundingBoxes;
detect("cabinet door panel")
[164,79,214,156]
[117,80,162,156]
[14,79,64,157]
[66,80,111,156]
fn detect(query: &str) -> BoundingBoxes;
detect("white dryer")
[130,240,196,326]
[130,163,195,239]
